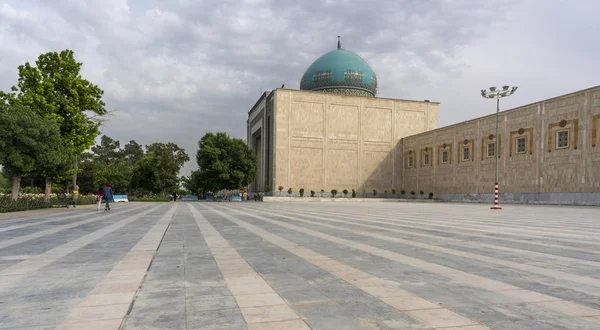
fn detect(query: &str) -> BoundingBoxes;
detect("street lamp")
[480,85,518,210]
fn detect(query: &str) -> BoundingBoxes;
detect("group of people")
[93,182,114,211]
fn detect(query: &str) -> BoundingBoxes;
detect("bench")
[55,193,76,208]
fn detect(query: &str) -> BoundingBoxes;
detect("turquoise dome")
[300,45,377,97]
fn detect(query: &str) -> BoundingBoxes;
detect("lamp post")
[480,85,518,210]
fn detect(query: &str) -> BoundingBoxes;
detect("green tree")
[132,143,189,194]
[121,140,144,165]
[0,49,108,188]
[0,104,63,200]
[182,170,204,197]
[91,135,121,167]
[94,159,134,194]
[196,133,256,192]
[0,168,12,193]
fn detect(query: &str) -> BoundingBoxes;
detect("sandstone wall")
[401,86,600,198]
[273,89,438,194]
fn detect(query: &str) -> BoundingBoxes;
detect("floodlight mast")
[480,86,518,210]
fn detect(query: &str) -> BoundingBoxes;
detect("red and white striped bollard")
[491,182,502,210]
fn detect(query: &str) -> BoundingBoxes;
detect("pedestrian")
[103,182,114,211]
[94,186,103,211]
[172,192,177,202]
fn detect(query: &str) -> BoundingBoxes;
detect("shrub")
[342,189,348,197]
[351,189,356,198]
[320,189,324,193]
[391,189,396,195]
[429,192,434,199]
[410,191,415,195]
[278,185,284,192]
[265,185,271,192]
[401,189,406,195]
[373,189,377,196]
[299,188,305,197]
[310,190,315,197]
[129,196,170,202]
[331,189,338,197]
[419,190,424,196]
[287,188,292,195]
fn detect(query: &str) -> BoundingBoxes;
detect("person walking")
[94,186,103,211]
[103,182,114,211]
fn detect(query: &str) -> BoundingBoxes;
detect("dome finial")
[337,36,341,49]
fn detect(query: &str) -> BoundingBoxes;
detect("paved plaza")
[0,202,599,329]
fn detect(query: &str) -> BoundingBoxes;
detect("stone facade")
[247,88,438,194]
[248,86,600,204]
[401,86,600,204]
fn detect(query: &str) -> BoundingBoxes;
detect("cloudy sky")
[1,0,599,175]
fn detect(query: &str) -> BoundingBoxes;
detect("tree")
[196,133,256,192]
[94,159,134,194]
[91,135,121,167]
[0,168,12,193]
[0,104,63,200]
[182,170,204,197]
[132,143,189,194]
[0,49,108,188]
[121,140,144,165]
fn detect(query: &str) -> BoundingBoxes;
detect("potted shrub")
[299,188,305,197]
[419,190,424,198]
[351,189,356,198]
[278,186,284,196]
[320,189,325,197]
[287,188,293,196]
[410,191,416,198]
[342,189,348,197]
[429,192,434,199]
[331,189,338,198]
[310,190,315,197]
[391,189,396,195]
[373,189,377,196]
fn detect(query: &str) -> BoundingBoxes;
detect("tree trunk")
[44,177,52,202]
[11,172,21,201]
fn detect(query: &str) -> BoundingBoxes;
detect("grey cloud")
[1,0,599,176]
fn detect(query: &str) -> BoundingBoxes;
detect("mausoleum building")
[247,40,600,204]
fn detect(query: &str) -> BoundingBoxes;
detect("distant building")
[247,39,600,204]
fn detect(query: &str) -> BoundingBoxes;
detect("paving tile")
[186,308,246,329]
[187,295,238,312]
[62,303,130,322]
[78,292,136,306]
[240,305,300,323]
[234,292,287,308]
[57,318,123,330]
[247,319,311,330]
[406,308,479,328]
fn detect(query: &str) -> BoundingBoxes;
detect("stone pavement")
[0,202,599,329]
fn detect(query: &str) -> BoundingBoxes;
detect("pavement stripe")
[294,206,599,244]
[342,205,600,234]
[269,204,600,257]
[56,204,177,330]
[0,204,142,233]
[187,203,311,330]
[0,204,147,249]
[216,204,600,325]
[201,203,491,330]
[347,209,600,239]
[271,205,600,268]
[258,205,600,280]
[0,204,163,292]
